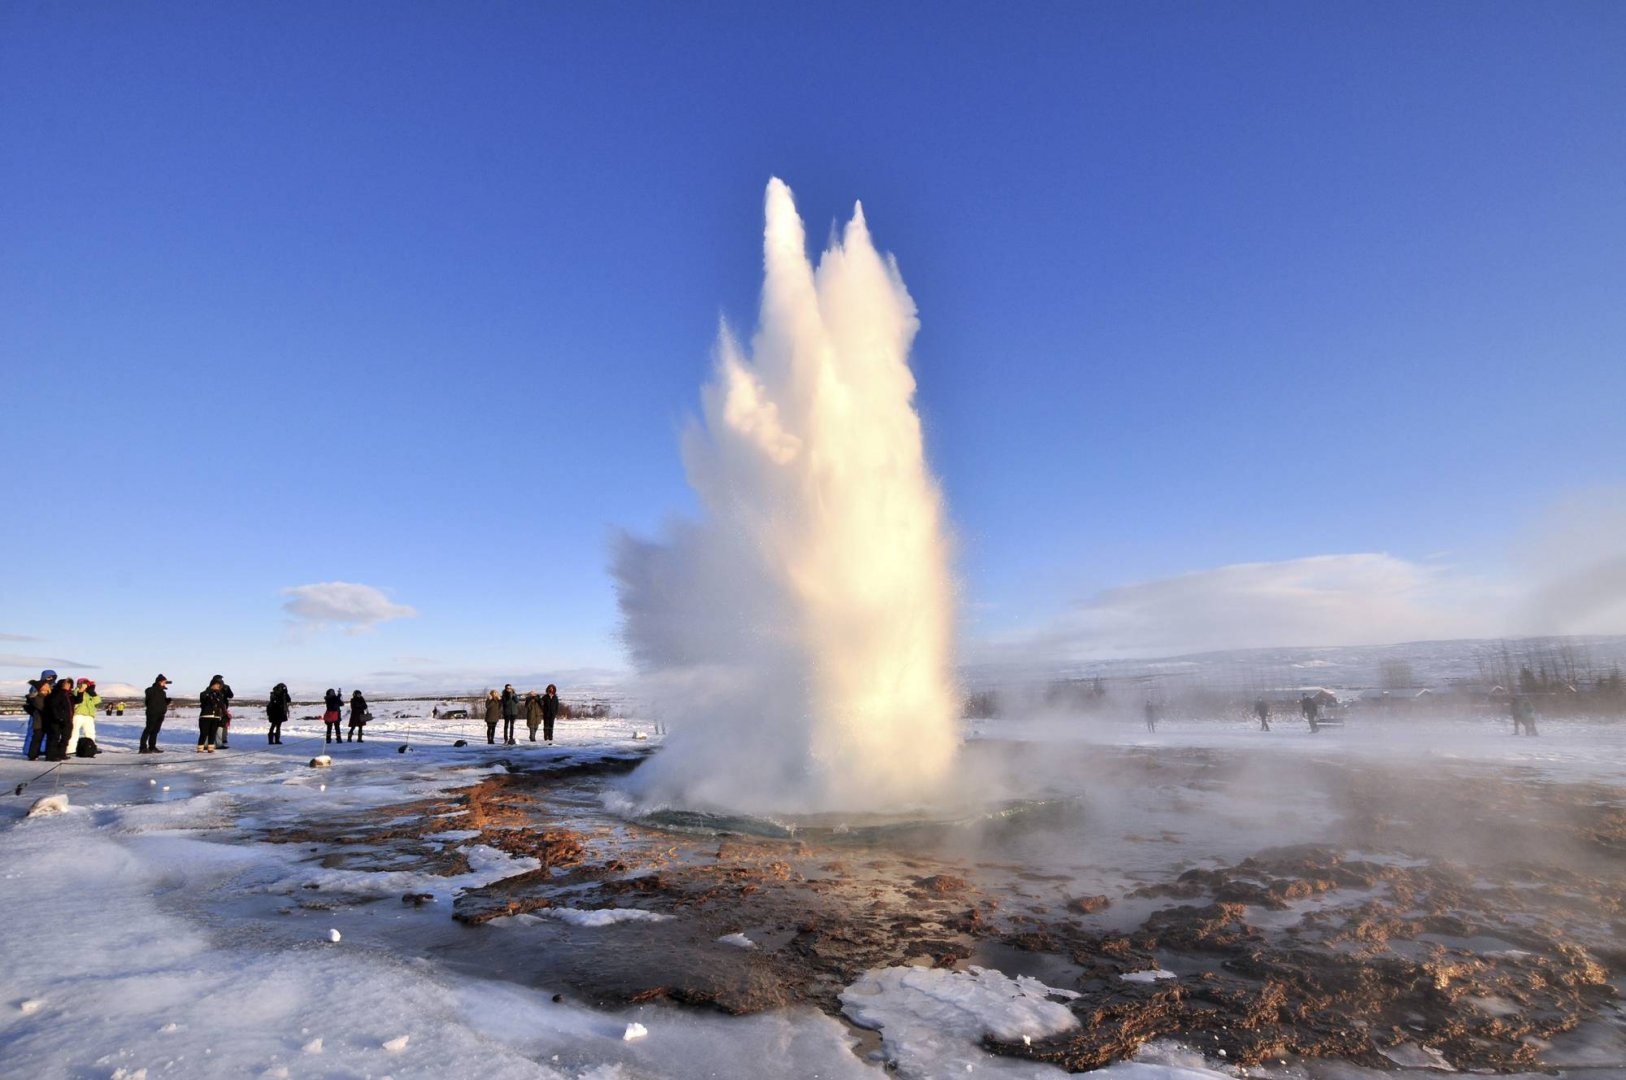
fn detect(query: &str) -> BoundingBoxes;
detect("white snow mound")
[717,932,756,949]
[28,794,69,817]
[545,907,672,927]
[1119,969,1177,983]
[842,965,1080,1045]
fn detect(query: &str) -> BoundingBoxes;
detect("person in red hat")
[67,678,102,755]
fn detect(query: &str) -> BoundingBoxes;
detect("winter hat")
[78,678,94,687]
[40,669,56,681]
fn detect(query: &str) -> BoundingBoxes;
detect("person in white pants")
[67,678,101,754]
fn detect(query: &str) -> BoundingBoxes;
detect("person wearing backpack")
[212,675,235,748]
[266,683,291,745]
[140,674,171,753]
[68,678,102,756]
[197,677,228,753]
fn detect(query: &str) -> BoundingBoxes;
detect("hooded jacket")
[145,681,169,719]
[199,685,229,719]
[268,684,291,723]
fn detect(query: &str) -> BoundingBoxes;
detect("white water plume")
[614,178,959,815]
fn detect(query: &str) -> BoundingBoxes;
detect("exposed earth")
[251,738,1626,1074]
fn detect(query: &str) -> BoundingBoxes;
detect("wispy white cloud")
[0,633,41,643]
[0,653,99,671]
[281,582,417,635]
[981,553,1505,662]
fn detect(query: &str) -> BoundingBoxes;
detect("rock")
[308,756,332,768]
[402,892,435,906]
[1071,895,1111,915]
[327,928,342,943]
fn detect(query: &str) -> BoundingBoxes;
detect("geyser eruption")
[614,178,958,815]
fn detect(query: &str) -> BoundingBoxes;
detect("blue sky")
[4,3,1624,695]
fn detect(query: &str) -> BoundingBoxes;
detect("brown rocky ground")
[254,748,1626,1073]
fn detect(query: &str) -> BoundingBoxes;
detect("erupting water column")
[614,178,959,816]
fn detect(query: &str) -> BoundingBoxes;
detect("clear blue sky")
[4,3,1624,695]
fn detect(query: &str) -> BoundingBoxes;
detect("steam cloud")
[614,178,959,815]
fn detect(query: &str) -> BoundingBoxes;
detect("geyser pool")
[614,178,958,815]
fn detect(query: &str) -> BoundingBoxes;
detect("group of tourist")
[484,683,560,745]
[22,672,566,759]
[21,670,105,760]
[316,687,370,744]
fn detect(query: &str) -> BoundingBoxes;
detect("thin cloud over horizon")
[281,582,418,635]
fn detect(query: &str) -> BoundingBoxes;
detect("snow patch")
[717,932,756,948]
[544,907,673,927]
[841,965,1080,1075]
[623,1021,649,1041]
[27,794,69,817]
[1119,969,1177,983]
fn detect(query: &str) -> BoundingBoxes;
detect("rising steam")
[613,178,959,815]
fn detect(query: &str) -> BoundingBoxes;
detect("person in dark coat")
[197,677,228,753]
[347,689,368,742]
[1300,694,1320,734]
[541,684,560,743]
[524,692,542,742]
[266,683,291,745]
[484,690,501,744]
[1511,695,1539,736]
[140,674,171,753]
[46,677,76,760]
[1142,700,1158,734]
[212,674,235,748]
[24,672,54,760]
[1253,697,1271,732]
[322,688,343,743]
[500,684,519,745]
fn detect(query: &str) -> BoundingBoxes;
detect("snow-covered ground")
[2,702,1619,1078]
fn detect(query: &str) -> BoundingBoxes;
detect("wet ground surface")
[246,740,1626,1074]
